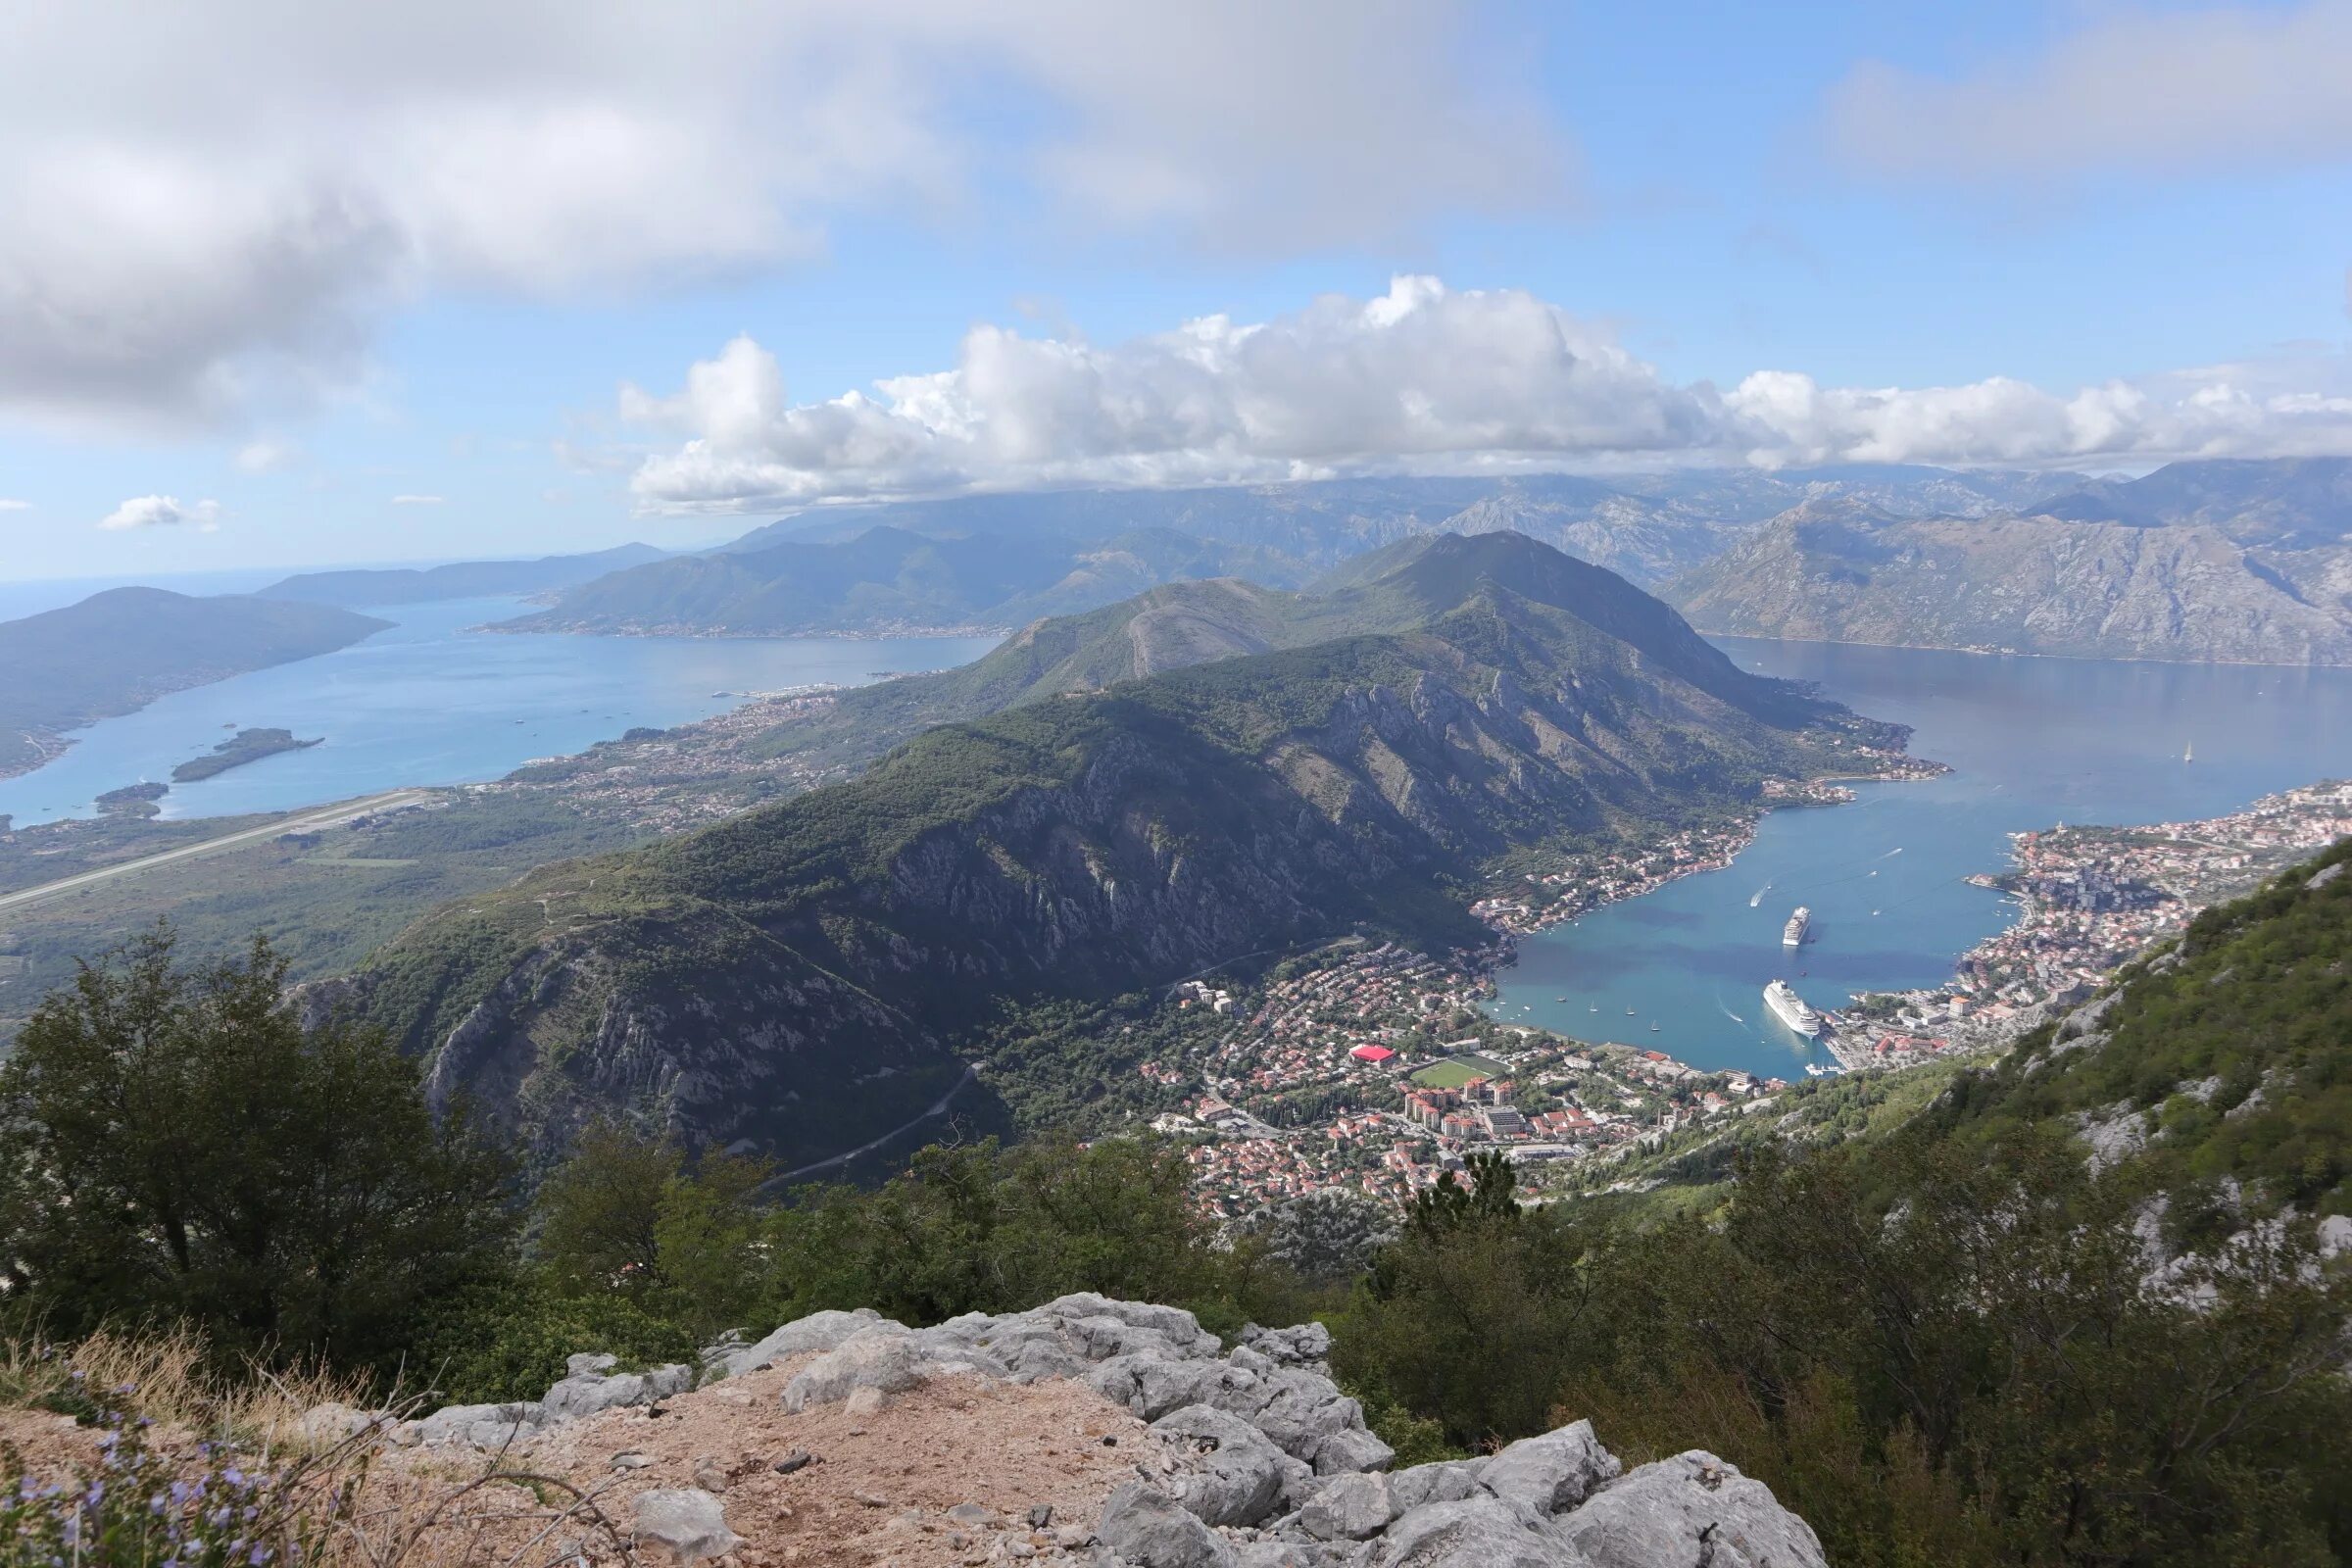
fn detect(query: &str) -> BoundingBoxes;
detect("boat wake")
[1718,1001,1746,1024]
[1879,846,1904,858]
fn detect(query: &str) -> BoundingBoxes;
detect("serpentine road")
[761,1062,983,1190]
[0,788,437,914]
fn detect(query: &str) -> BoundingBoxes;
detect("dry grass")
[0,1325,371,1454]
[0,1328,638,1568]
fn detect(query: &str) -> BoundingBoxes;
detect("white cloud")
[0,1,1568,431]
[1723,366,2352,468]
[625,278,1720,510]
[234,439,296,473]
[621,277,2352,511]
[0,499,28,512]
[390,493,445,505]
[1824,1,2352,179]
[98,495,221,532]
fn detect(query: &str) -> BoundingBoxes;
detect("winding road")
[0,788,436,914]
[760,1062,982,1190]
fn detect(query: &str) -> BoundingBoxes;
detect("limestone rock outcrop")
[349,1293,1823,1566]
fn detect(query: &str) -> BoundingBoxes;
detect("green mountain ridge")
[1924,839,2352,1229]
[756,530,1823,776]
[323,533,1909,1168]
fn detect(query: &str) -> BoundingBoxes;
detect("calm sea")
[0,597,997,828]
[1488,641,2352,1079]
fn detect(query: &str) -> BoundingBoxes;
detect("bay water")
[1488,640,2352,1079]
[0,597,996,828]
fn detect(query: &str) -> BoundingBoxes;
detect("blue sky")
[0,0,2347,580]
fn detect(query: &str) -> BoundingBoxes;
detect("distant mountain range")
[499,466,2088,641]
[323,532,1913,1163]
[496,525,1315,636]
[259,543,667,607]
[1664,459,2352,664]
[0,590,388,778]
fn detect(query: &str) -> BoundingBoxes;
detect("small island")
[172,727,323,783]
[95,781,171,818]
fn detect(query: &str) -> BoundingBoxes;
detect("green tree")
[533,1120,680,1298]
[0,927,514,1375]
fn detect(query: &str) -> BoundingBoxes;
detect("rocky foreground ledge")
[321,1294,1822,1567]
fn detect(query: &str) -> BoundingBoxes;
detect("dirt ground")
[378,1355,1157,1567]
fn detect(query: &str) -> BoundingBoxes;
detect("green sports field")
[1409,1053,1509,1089]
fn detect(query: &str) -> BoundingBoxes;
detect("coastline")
[1469,758,1942,944]
[1698,626,2352,672]
[1833,778,2352,1069]
[0,728,74,786]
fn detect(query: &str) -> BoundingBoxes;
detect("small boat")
[1648,1022,1660,1032]
[1589,1004,1599,1013]
[1626,1006,1637,1015]
[1554,997,1567,1003]
[2183,741,2194,763]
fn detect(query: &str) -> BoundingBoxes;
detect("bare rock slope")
[1665,503,2352,664]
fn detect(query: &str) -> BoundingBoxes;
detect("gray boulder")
[1477,1421,1620,1514]
[1299,1472,1395,1542]
[297,1401,383,1446]
[1152,1404,1293,1527]
[631,1488,742,1565]
[394,1400,543,1450]
[706,1307,886,1379]
[1374,1496,1585,1567]
[1311,1427,1397,1477]
[1559,1451,1826,1568]
[1098,1482,1239,1568]
[780,1325,931,1412]
[1385,1462,1483,1514]
[1241,1321,1335,1370]
[540,1360,692,1421]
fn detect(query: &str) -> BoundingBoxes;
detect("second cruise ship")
[1783,906,1811,947]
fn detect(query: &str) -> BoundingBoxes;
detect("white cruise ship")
[1782,906,1810,947]
[1763,979,1821,1037]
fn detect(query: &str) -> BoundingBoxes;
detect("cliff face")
[1664,505,2352,664]
[344,538,1905,1164]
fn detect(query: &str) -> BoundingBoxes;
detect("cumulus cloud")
[1723,368,2352,467]
[0,1,1567,430]
[1824,1,2352,179]
[0,499,29,512]
[390,493,445,505]
[620,277,2352,511]
[625,278,1720,509]
[98,495,221,532]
